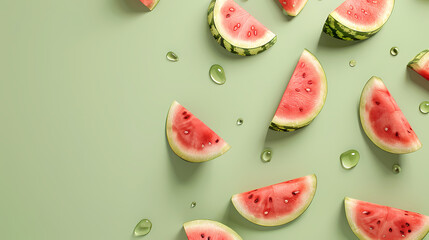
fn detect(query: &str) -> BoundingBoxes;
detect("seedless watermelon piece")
[345,198,429,240]
[270,49,327,132]
[359,77,421,154]
[207,0,277,56]
[323,0,394,41]
[231,175,317,226]
[183,220,242,240]
[408,49,429,81]
[166,101,230,163]
[139,0,160,10]
[277,0,309,17]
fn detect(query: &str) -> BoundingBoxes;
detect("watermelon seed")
[406,223,410,227]
[208,237,211,240]
[182,111,187,115]
[369,227,373,230]
[208,142,211,145]
[402,235,405,237]
[389,228,393,232]
[269,197,273,202]
[295,88,301,92]
[247,31,251,37]
[306,88,311,92]
[392,164,401,174]
[347,10,351,15]
[254,198,259,203]
[264,211,269,215]
[308,80,313,85]
[302,73,307,78]
[299,107,303,112]
[251,25,255,30]
[226,14,230,18]
[349,5,353,10]
[292,191,300,195]
[400,230,405,235]
[254,31,257,36]
[184,115,190,120]
[377,220,381,224]
[215,139,219,143]
[229,7,235,12]
[248,194,253,199]
[284,199,288,203]
[385,127,389,132]
[233,26,238,31]
[419,101,429,114]
[184,130,189,135]
[134,219,152,236]
[349,60,356,67]
[395,132,399,137]
[201,233,205,238]
[390,47,399,56]
[362,211,370,215]
[375,101,380,105]
[408,230,411,233]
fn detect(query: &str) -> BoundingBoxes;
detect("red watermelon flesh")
[140,0,159,10]
[214,0,275,48]
[166,101,230,163]
[359,77,421,154]
[331,0,394,31]
[277,0,309,16]
[231,175,317,226]
[183,220,242,240]
[270,49,327,131]
[345,198,429,240]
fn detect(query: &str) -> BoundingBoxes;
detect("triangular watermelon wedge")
[277,0,309,17]
[231,175,317,226]
[359,77,422,154]
[408,49,429,81]
[345,198,429,240]
[166,101,230,163]
[140,0,160,11]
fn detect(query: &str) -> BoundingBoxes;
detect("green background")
[1,0,429,239]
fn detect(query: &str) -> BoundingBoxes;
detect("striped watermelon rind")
[183,220,242,240]
[408,49,429,78]
[140,0,160,10]
[323,0,395,41]
[207,0,277,56]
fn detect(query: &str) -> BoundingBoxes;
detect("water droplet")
[134,219,152,236]
[190,201,196,208]
[390,47,399,56]
[349,60,356,67]
[261,149,272,162]
[166,51,179,62]
[236,118,244,126]
[393,164,401,174]
[419,101,429,114]
[209,64,226,85]
[340,150,360,169]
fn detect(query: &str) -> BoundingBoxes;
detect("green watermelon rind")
[407,49,429,73]
[183,220,243,240]
[166,101,231,163]
[323,0,395,41]
[270,49,327,132]
[359,77,422,154]
[207,0,277,56]
[345,197,429,240]
[231,174,317,227]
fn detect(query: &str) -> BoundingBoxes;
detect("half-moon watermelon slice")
[270,49,327,132]
[408,49,429,81]
[359,77,421,154]
[207,0,277,56]
[166,101,230,163]
[277,0,309,17]
[140,0,160,11]
[183,220,242,240]
[231,175,317,226]
[345,197,429,240]
[323,0,394,41]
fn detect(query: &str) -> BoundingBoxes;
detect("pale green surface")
[1,0,429,239]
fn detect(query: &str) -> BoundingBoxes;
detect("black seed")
[406,223,410,227]
[302,73,306,78]
[299,107,303,112]
[248,194,253,199]
[184,115,190,119]
[377,220,381,225]
[208,237,211,240]
[254,198,259,203]
[408,230,411,233]
[401,225,405,228]
[226,14,230,18]
[201,233,205,238]
[405,214,409,216]
[269,197,273,203]
[407,130,411,133]
[389,228,392,232]
[400,230,404,235]
[215,139,219,143]
[182,111,187,115]
[375,101,380,105]
[395,132,399,137]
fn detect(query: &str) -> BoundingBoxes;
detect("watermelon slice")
[270,49,327,132]
[231,175,317,226]
[277,0,309,17]
[345,198,429,240]
[323,0,395,41]
[359,77,422,154]
[139,0,160,10]
[183,220,242,240]
[408,49,429,81]
[207,0,277,56]
[166,101,230,162]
